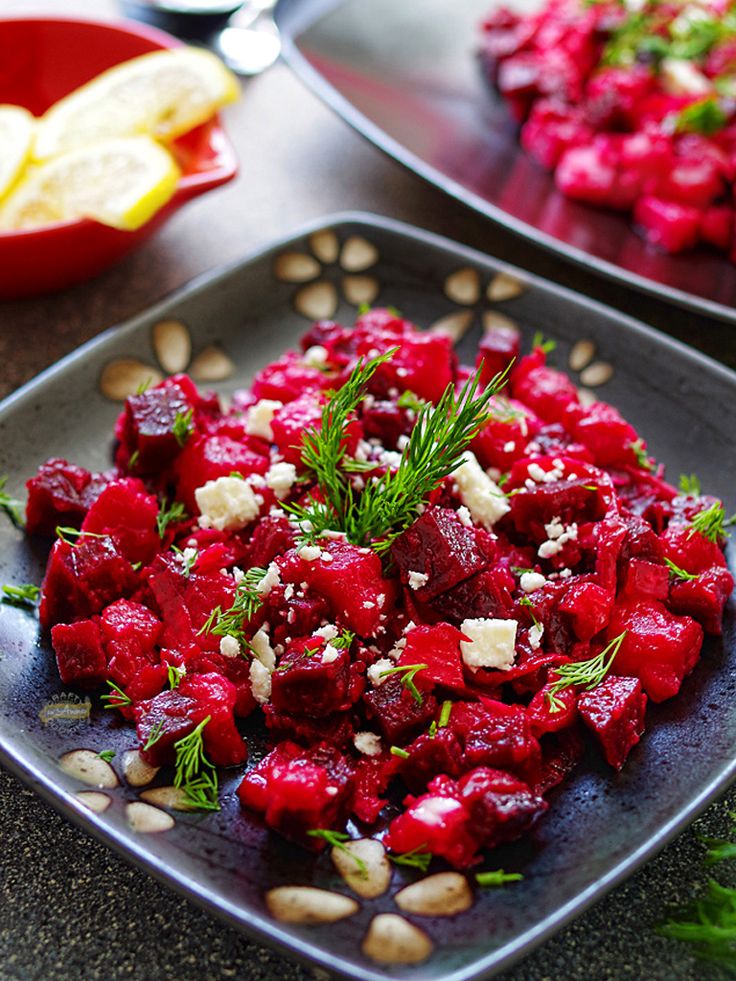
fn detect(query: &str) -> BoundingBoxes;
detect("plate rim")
[274,0,736,328]
[2,209,736,981]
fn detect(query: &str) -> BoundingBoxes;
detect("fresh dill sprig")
[329,628,355,651]
[198,566,267,643]
[156,498,188,539]
[476,869,524,887]
[428,699,453,737]
[306,829,368,878]
[700,815,736,866]
[101,680,132,710]
[532,331,556,355]
[143,718,165,752]
[96,750,116,763]
[172,408,194,448]
[664,557,698,582]
[172,545,198,578]
[629,438,654,472]
[519,595,541,628]
[389,846,432,872]
[128,449,140,469]
[136,377,152,395]
[379,663,428,706]
[396,390,426,413]
[545,632,627,713]
[489,397,523,424]
[0,476,24,526]
[55,526,106,546]
[390,745,410,759]
[173,715,219,811]
[1,583,40,606]
[679,473,702,497]
[167,663,186,690]
[689,502,731,543]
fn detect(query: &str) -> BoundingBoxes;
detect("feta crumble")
[529,623,544,651]
[250,626,276,671]
[321,643,340,664]
[249,660,272,704]
[195,476,260,532]
[245,398,282,441]
[298,544,322,562]
[303,344,329,367]
[520,571,546,593]
[219,636,240,659]
[353,731,382,757]
[453,451,510,527]
[256,562,281,597]
[367,657,394,687]
[460,617,518,671]
[265,461,297,500]
[407,570,429,591]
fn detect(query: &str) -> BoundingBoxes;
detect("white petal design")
[152,319,191,374]
[75,791,111,813]
[60,750,118,789]
[444,267,481,305]
[309,229,340,264]
[140,786,200,812]
[122,750,159,788]
[362,914,433,965]
[568,339,596,372]
[99,360,163,401]
[580,361,614,387]
[577,387,598,407]
[395,872,473,916]
[486,271,526,302]
[125,801,175,833]
[274,252,321,283]
[293,280,339,320]
[428,310,474,343]
[331,838,391,899]
[340,235,379,272]
[342,274,379,307]
[189,344,236,382]
[266,886,359,924]
[482,310,519,334]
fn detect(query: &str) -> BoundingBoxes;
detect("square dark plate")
[1,213,735,981]
[275,0,736,324]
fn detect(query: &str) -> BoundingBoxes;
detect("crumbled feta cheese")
[353,731,382,757]
[453,451,510,527]
[660,57,711,96]
[315,623,339,641]
[250,626,276,671]
[303,344,329,367]
[559,567,572,579]
[402,620,416,636]
[326,786,338,797]
[182,546,197,564]
[367,657,394,687]
[232,566,245,584]
[284,583,295,600]
[529,623,544,651]
[503,441,516,453]
[298,544,322,562]
[415,796,465,825]
[520,571,546,593]
[456,505,473,528]
[397,435,410,450]
[245,398,282,441]
[265,461,297,500]
[545,517,565,540]
[195,476,260,532]
[354,439,372,462]
[249,659,272,704]
[321,643,340,664]
[320,551,333,563]
[407,570,429,591]
[219,636,240,659]
[362,600,376,609]
[528,461,565,484]
[538,520,578,559]
[460,617,518,671]
[380,449,403,469]
[256,562,281,597]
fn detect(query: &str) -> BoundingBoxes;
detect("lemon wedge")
[0,136,180,231]
[34,47,239,161]
[0,105,35,201]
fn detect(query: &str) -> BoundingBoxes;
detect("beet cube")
[400,728,464,793]
[363,676,437,744]
[175,434,269,512]
[609,599,703,702]
[622,559,669,601]
[669,566,734,636]
[81,478,160,566]
[527,684,578,737]
[558,580,614,641]
[397,623,465,690]
[251,351,333,403]
[51,619,107,688]
[350,753,401,825]
[25,458,107,535]
[510,356,580,424]
[430,566,515,624]
[572,402,639,469]
[119,383,191,474]
[179,672,247,767]
[461,699,541,786]
[100,599,161,687]
[134,688,200,766]
[392,507,489,601]
[577,675,647,770]
[263,705,353,749]
[459,766,548,849]
[271,641,363,716]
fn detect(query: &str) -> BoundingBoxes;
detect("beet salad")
[18,308,733,871]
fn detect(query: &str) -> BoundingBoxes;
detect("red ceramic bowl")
[0,17,239,299]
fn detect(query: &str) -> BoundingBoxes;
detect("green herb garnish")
[173,715,219,811]
[55,526,106,546]
[143,718,165,752]
[689,502,731,543]
[156,498,188,539]
[475,869,524,887]
[101,680,132,710]
[198,566,267,643]
[390,847,432,872]
[679,473,702,497]
[1,583,40,606]
[664,557,698,582]
[0,476,23,526]
[167,663,186,690]
[96,750,116,763]
[545,632,627,713]
[397,390,426,413]
[675,97,728,136]
[531,332,556,355]
[172,545,198,578]
[390,746,410,759]
[379,663,428,706]
[629,438,654,472]
[172,407,194,448]
[307,829,368,878]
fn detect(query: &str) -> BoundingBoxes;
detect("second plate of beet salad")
[26,306,733,871]
[481,0,736,256]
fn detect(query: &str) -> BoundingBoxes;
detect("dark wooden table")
[2,2,736,979]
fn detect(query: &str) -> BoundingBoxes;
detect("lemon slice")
[0,136,180,231]
[34,48,239,160]
[0,105,35,201]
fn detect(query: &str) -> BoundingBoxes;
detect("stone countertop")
[2,1,736,979]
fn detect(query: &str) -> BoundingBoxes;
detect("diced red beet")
[263,705,353,749]
[350,753,400,824]
[384,774,479,867]
[633,196,701,254]
[175,434,270,513]
[430,565,516,625]
[392,507,489,601]
[353,326,455,404]
[100,599,161,687]
[510,354,580,424]
[400,728,465,793]
[701,204,733,249]
[660,522,729,575]
[51,619,107,688]
[397,623,465,690]
[669,566,734,635]
[134,688,202,766]
[534,726,585,794]
[117,382,192,474]
[521,98,595,169]
[237,742,354,845]
[271,640,364,716]
[622,559,669,601]
[363,676,438,744]
[250,351,333,403]
[361,398,415,448]
[527,683,578,737]
[609,599,703,702]
[558,579,614,641]
[572,402,639,469]
[472,397,541,471]
[25,458,108,535]
[245,513,297,568]
[178,672,247,767]
[270,392,324,467]
[459,766,548,848]
[39,536,139,630]
[577,675,647,770]
[461,699,541,786]
[476,324,522,384]
[81,479,160,566]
